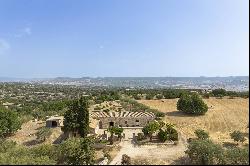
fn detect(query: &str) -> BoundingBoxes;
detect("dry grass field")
[138,97,249,144]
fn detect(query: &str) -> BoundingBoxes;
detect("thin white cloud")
[14,27,32,38]
[0,39,10,55]
[24,27,32,35]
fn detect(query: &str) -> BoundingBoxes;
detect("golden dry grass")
[138,97,249,143]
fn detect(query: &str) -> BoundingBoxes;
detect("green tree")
[58,137,95,165]
[185,139,224,165]
[77,97,89,137]
[0,107,21,138]
[230,130,246,144]
[107,126,124,144]
[145,94,154,100]
[158,129,168,142]
[158,123,178,142]
[177,93,208,115]
[63,97,89,137]
[156,94,163,99]
[194,129,209,140]
[211,88,227,97]
[133,94,141,100]
[142,121,160,141]
[202,93,210,99]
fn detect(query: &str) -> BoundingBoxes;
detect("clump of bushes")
[0,107,21,138]
[194,129,209,140]
[121,154,131,165]
[157,123,178,142]
[230,130,246,144]
[185,130,249,165]
[142,121,178,142]
[137,133,145,141]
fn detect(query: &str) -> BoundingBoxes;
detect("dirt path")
[109,132,187,165]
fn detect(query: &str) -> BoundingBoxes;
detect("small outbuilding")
[46,116,64,127]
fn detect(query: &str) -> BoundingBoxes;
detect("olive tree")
[58,137,95,165]
[185,139,224,165]
[177,93,208,115]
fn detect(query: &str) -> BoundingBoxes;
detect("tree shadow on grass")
[243,132,249,139]
[23,139,41,146]
[170,156,192,165]
[222,142,238,148]
[53,133,67,144]
[165,111,203,117]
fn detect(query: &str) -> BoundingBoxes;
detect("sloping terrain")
[138,97,249,143]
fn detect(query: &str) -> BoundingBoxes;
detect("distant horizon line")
[0,75,249,79]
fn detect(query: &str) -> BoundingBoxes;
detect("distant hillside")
[0,76,248,91]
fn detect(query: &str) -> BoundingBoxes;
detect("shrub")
[169,131,178,141]
[0,139,56,165]
[145,94,154,100]
[58,137,95,165]
[185,139,224,165]
[158,129,168,142]
[230,131,246,143]
[223,147,249,165]
[121,154,131,165]
[194,129,209,140]
[154,111,165,117]
[177,93,208,115]
[137,133,145,141]
[157,123,178,142]
[133,95,141,100]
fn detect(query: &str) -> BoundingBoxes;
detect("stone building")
[45,116,64,127]
[45,116,99,135]
[91,111,155,129]
[89,118,100,135]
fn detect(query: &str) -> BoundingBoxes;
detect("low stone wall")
[136,140,176,146]
[93,143,106,150]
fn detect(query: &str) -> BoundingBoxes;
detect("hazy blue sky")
[0,0,249,78]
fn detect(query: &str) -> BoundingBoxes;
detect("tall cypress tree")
[63,97,89,138]
[78,97,89,137]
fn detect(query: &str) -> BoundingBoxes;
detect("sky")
[0,0,249,78]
